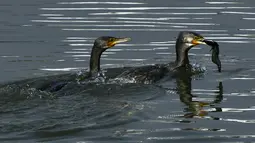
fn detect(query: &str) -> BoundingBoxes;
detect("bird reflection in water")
[175,69,223,118]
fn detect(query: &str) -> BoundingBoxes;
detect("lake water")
[1,0,255,142]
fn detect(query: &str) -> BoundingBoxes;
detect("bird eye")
[109,38,115,42]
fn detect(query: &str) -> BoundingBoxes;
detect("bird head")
[94,36,131,49]
[177,31,206,49]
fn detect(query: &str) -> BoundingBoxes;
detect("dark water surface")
[1,0,255,142]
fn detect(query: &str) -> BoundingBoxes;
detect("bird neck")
[175,42,192,68]
[89,45,106,75]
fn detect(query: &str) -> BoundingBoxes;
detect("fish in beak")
[203,40,222,72]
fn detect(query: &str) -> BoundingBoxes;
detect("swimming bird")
[48,36,132,90]
[78,36,131,80]
[115,31,220,84]
[1,36,131,92]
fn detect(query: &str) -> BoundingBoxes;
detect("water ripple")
[147,135,255,140]
[32,19,218,26]
[61,28,227,32]
[230,77,255,80]
[57,2,145,5]
[40,14,63,16]
[88,12,218,15]
[40,67,81,71]
[40,7,254,11]
[243,17,255,20]
[205,36,255,40]
[46,16,192,20]
[220,118,255,123]
[206,2,243,5]
[221,11,255,15]
[48,24,188,28]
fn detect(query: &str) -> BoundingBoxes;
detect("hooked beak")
[107,37,131,48]
[191,38,206,45]
[114,37,131,44]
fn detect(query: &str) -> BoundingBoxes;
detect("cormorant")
[114,31,221,84]
[50,36,132,90]
[78,36,131,80]
[1,36,131,92]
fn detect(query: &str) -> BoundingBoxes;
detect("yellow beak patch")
[191,37,206,45]
[107,37,131,48]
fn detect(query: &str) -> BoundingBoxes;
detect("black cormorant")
[83,36,131,78]
[53,36,131,89]
[1,36,131,92]
[115,31,221,84]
